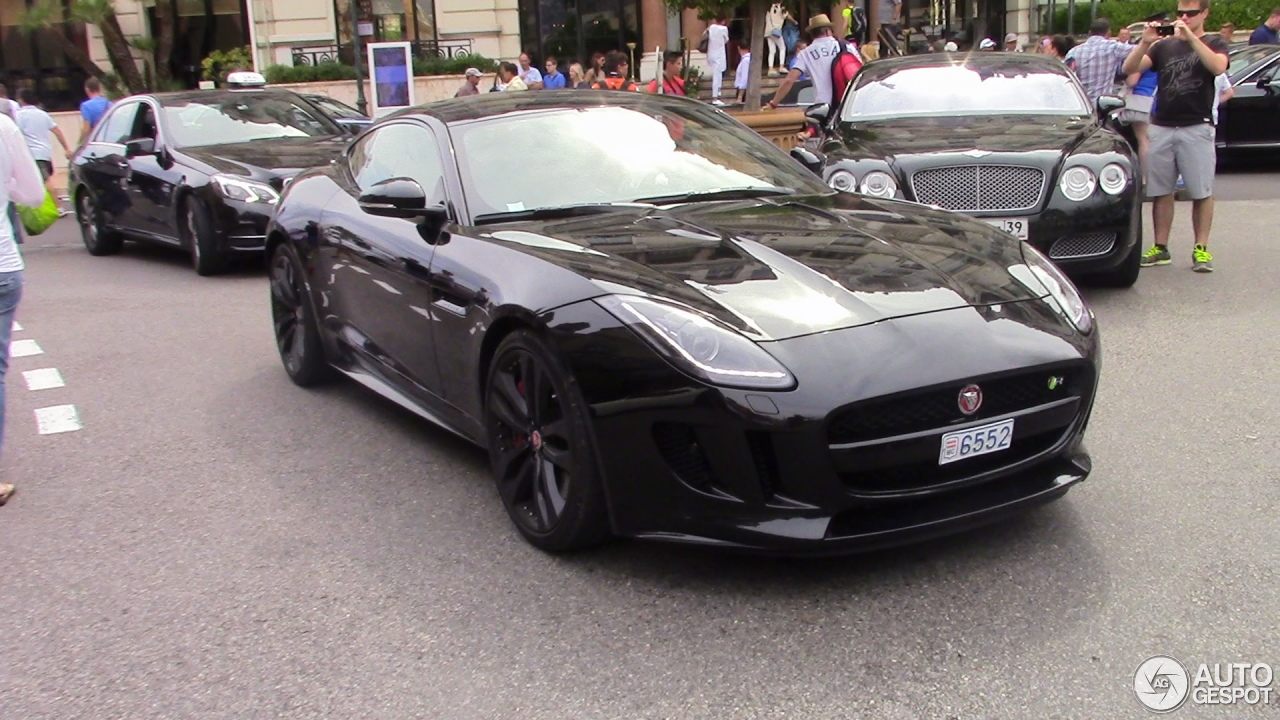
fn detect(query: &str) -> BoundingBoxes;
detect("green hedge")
[1047,0,1270,34]
[263,53,498,85]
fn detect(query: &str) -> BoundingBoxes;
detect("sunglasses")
[1175,8,1205,16]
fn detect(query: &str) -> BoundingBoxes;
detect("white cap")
[944,41,958,51]
[464,67,483,77]
[1005,32,1019,43]
[979,37,996,49]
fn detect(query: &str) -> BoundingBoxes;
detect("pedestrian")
[1064,18,1133,104]
[497,62,528,92]
[0,111,45,506]
[455,68,483,97]
[16,89,72,184]
[0,87,24,248]
[1004,32,1023,51]
[644,51,686,95]
[1218,21,1235,42]
[765,3,792,74]
[78,77,111,147]
[542,56,566,89]
[589,51,637,91]
[733,39,752,104]
[516,53,544,89]
[1247,8,1280,44]
[767,14,841,110]
[705,16,730,105]
[568,62,590,89]
[1122,0,1230,272]
[1120,66,1158,181]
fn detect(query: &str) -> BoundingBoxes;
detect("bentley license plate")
[983,217,1029,240]
[939,419,1015,465]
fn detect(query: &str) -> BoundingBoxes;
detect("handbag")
[17,189,59,236]
[698,29,709,53]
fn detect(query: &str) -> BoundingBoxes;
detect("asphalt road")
[2,169,1278,719]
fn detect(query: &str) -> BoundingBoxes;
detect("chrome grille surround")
[1049,232,1117,259]
[909,165,1047,213]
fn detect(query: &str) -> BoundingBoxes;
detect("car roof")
[388,90,716,125]
[141,88,306,106]
[855,52,1076,81]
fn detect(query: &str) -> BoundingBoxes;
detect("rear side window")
[94,103,139,145]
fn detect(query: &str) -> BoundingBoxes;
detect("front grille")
[828,366,1085,446]
[653,422,716,491]
[1050,232,1117,259]
[837,427,1063,493]
[910,165,1046,212]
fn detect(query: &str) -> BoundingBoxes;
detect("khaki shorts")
[1147,122,1216,199]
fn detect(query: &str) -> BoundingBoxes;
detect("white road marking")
[12,321,21,331]
[35,405,82,435]
[10,339,43,357]
[23,368,65,390]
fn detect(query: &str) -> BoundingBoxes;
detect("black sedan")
[796,54,1142,288]
[266,91,1100,555]
[70,87,350,275]
[1216,44,1280,159]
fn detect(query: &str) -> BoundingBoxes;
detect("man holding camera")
[1122,0,1230,272]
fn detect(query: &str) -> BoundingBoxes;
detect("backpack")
[830,42,863,106]
[592,76,637,92]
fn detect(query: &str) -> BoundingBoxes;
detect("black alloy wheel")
[76,190,122,256]
[269,243,333,387]
[485,330,610,552]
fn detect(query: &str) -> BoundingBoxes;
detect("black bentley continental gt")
[266,91,1100,555]
[795,53,1142,288]
[70,87,350,275]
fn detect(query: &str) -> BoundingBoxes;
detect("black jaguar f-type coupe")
[795,53,1142,288]
[266,91,1100,555]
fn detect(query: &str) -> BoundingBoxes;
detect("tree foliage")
[19,0,176,95]
[663,0,769,112]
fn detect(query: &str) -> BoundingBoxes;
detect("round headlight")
[1059,166,1096,202]
[677,320,720,363]
[828,170,856,192]
[1099,163,1129,195]
[859,171,898,198]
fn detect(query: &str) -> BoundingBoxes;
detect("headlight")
[1058,166,1096,202]
[828,170,856,192]
[595,295,796,390]
[1099,163,1128,195]
[211,173,280,204]
[1021,243,1093,334]
[859,171,898,198]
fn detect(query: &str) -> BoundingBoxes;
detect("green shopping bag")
[17,189,59,237]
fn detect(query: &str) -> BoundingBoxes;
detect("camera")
[1157,24,1177,36]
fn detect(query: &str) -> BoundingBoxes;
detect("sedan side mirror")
[1096,95,1125,116]
[804,103,831,128]
[789,146,823,175]
[124,137,156,158]
[359,177,448,221]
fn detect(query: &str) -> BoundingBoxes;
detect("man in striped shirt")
[1065,18,1133,104]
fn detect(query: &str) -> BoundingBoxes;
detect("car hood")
[480,192,1049,341]
[180,136,348,187]
[833,115,1104,161]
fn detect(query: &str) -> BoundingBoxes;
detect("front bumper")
[206,193,274,252]
[551,299,1100,556]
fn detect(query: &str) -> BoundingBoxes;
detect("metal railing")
[291,39,476,67]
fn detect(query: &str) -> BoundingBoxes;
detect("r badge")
[958,384,983,415]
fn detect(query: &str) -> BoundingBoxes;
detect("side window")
[94,103,139,145]
[351,123,446,199]
[130,104,157,141]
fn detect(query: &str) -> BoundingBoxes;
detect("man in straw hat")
[768,13,844,109]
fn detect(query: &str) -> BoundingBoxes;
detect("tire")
[1092,212,1142,288]
[76,189,123,256]
[484,329,611,552]
[269,242,334,387]
[183,197,228,276]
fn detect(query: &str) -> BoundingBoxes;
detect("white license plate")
[939,418,1015,465]
[983,217,1029,240]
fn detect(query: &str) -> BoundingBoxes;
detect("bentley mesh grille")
[910,165,1046,212]
[1049,232,1117,259]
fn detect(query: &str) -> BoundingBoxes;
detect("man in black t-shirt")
[1122,0,1229,272]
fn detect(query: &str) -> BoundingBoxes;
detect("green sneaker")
[1140,245,1171,267]
[1193,244,1214,273]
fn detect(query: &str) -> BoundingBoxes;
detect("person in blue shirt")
[78,77,110,147]
[542,56,567,89]
[1248,8,1280,44]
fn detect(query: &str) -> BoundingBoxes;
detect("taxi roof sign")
[225,71,267,88]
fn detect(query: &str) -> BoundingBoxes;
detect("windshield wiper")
[630,187,796,205]
[473,202,651,224]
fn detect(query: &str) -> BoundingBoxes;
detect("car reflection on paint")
[265,91,1101,555]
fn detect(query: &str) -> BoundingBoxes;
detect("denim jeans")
[0,270,25,455]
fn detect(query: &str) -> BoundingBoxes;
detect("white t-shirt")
[707,24,730,69]
[735,52,751,90]
[0,114,45,271]
[15,105,56,162]
[1211,73,1230,125]
[792,36,841,104]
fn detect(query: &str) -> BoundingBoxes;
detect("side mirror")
[358,177,448,220]
[124,137,156,158]
[1096,95,1125,116]
[804,103,831,127]
[789,146,823,174]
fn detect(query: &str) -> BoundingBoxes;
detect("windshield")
[447,103,831,220]
[841,64,1091,122]
[1227,46,1277,82]
[308,96,364,120]
[162,93,343,148]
